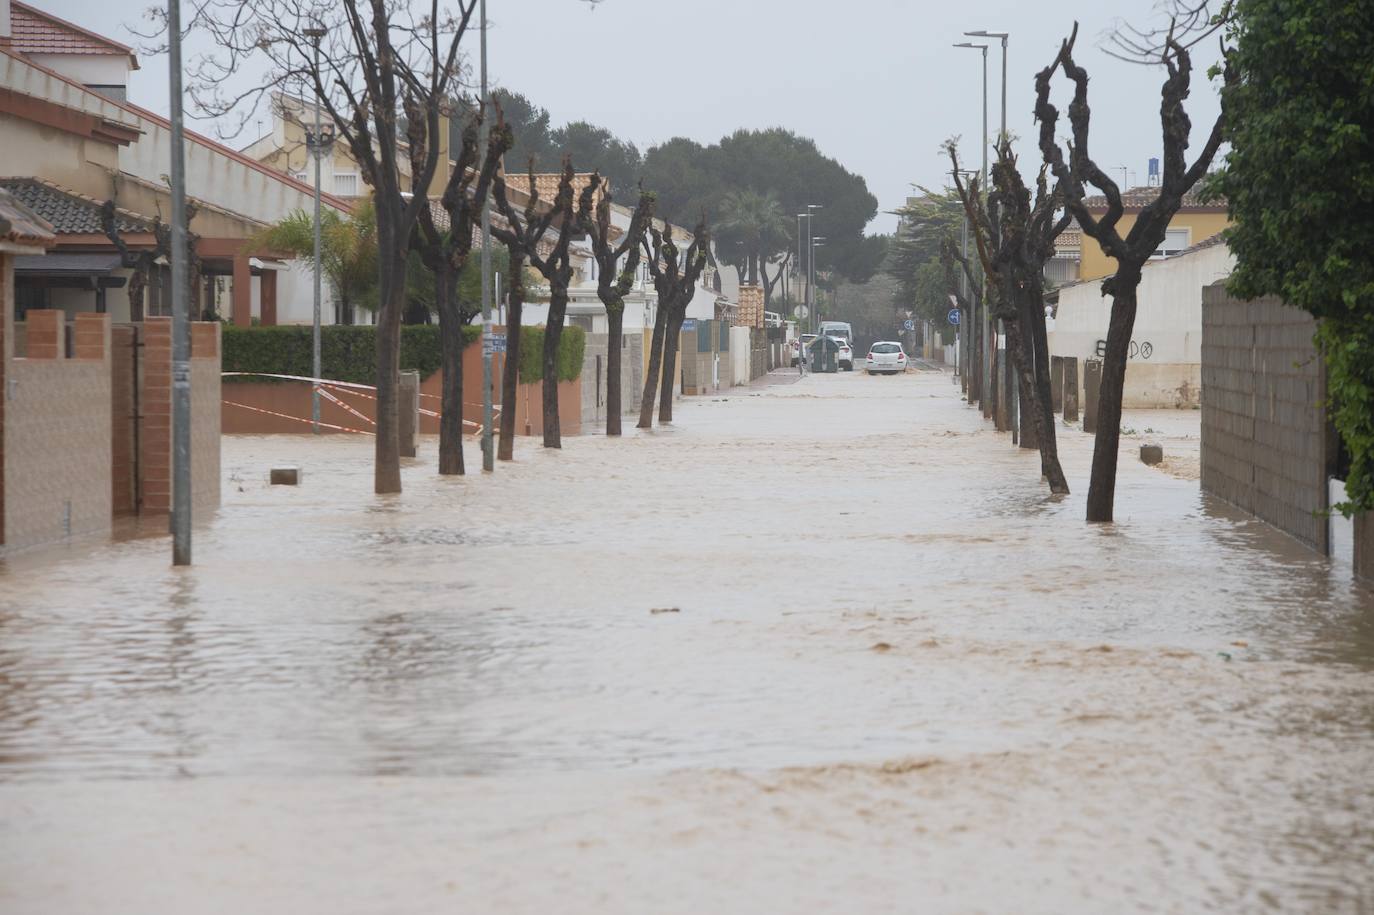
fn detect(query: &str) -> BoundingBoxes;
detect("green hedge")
[222,323,584,384]
[516,325,586,384]
[221,324,478,384]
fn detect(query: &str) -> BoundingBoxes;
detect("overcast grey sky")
[46,0,1225,233]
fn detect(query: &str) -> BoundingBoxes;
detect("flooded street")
[2,368,1373,913]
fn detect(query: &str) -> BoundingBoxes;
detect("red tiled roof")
[9,1,139,68]
[1080,185,1222,211]
[0,187,57,245]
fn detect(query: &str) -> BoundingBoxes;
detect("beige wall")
[1079,211,1230,281]
[2,297,113,552]
[0,113,120,199]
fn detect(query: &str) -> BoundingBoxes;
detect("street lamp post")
[954,41,990,415]
[304,25,329,435]
[479,0,494,472]
[795,212,806,374]
[806,203,821,335]
[968,29,1013,439]
[167,0,191,565]
[811,235,826,335]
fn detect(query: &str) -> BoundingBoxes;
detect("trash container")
[811,335,839,373]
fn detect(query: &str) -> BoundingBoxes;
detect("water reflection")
[0,372,1373,907]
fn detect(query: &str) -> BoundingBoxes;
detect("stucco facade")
[1078,210,1230,282]
[1051,239,1234,409]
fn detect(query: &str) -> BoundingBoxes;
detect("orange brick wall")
[138,318,221,517]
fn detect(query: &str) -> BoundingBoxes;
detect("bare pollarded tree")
[490,161,594,449]
[157,0,480,493]
[949,141,1072,496]
[1036,22,1234,521]
[637,220,710,429]
[580,187,655,436]
[412,111,511,475]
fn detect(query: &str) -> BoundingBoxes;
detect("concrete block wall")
[1200,287,1328,553]
[580,333,643,428]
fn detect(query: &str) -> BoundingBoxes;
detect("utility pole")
[955,39,990,417]
[304,25,328,434]
[970,28,1013,438]
[479,0,494,472]
[167,0,191,565]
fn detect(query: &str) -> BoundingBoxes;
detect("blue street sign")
[483,333,507,354]
[947,309,961,326]
[681,319,697,332]
[902,319,915,331]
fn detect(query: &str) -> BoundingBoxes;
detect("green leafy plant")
[1209,0,1374,514]
[516,324,586,384]
[222,324,475,385]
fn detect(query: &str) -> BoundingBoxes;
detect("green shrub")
[515,325,585,384]
[221,324,480,384]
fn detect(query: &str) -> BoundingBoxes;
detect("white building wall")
[1050,241,1234,408]
[23,54,129,93]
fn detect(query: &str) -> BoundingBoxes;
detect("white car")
[789,334,817,366]
[832,337,855,371]
[865,341,908,374]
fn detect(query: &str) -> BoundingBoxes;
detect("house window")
[334,173,360,196]
[291,171,309,184]
[1152,227,1190,259]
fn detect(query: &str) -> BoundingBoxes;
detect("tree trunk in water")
[1008,309,1069,495]
[606,309,624,436]
[436,267,465,476]
[498,297,522,461]
[373,231,404,494]
[1085,287,1138,521]
[659,310,684,424]
[638,302,669,429]
[542,289,568,449]
[1028,292,1066,493]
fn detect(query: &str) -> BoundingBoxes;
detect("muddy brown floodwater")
[2,368,1373,914]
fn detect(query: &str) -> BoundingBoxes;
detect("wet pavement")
[2,368,1373,913]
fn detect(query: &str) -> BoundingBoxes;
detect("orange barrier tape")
[316,386,376,427]
[223,400,376,435]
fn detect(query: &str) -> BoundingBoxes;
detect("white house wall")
[1050,241,1234,408]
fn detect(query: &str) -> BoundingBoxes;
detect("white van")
[818,321,853,343]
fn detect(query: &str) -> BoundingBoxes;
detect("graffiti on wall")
[1094,339,1154,360]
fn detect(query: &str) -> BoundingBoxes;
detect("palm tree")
[249,198,378,324]
[715,189,791,291]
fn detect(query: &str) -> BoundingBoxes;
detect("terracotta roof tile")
[0,187,56,245]
[9,1,138,65]
[0,177,153,235]
[1080,185,1222,211]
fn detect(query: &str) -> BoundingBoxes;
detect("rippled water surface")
[2,369,1372,913]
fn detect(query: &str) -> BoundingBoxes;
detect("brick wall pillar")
[140,317,172,513]
[1050,355,1064,413]
[260,270,278,326]
[231,255,252,327]
[1083,359,1102,435]
[25,309,64,359]
[1063,357,1079,423]
[72,312,110,361]
[737,285,764,329]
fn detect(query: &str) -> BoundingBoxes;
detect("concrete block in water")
[1140,444,1164,466]
[270,466,300,485]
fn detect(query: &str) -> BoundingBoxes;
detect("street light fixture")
[304,24,329,435]
[965,30,1009,144]
[167,0,191,564]
[805,204,821,335]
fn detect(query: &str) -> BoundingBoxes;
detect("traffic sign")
[902,319,915,331]
[793,305,810,320]
[483,332,507,354]
[947,309,961,326]
[681,319,697,332]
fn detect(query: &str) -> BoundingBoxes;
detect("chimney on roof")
[428,114,451,198]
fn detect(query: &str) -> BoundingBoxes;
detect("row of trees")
[893,18,1230,523]
[178,0,710,493]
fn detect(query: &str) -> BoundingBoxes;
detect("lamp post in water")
[166,0,191,565]
[304,24,330,435]
[479,0,495,472]
[954,39,990,416]
[967,28,1014,437]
